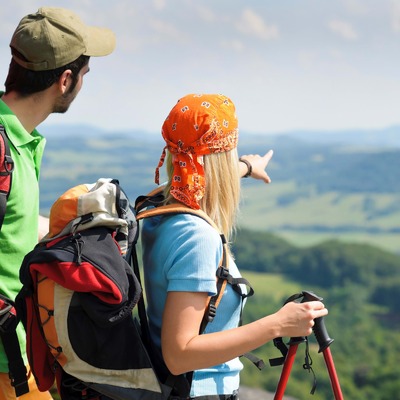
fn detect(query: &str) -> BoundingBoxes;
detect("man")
[0,7,115,399]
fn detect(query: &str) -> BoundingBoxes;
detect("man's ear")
[58,69,73,94]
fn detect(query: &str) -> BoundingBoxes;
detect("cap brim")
[84,26,116,57]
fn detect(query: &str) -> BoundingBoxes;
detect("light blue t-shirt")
[142,213,244,397]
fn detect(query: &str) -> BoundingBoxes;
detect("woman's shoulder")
[142,210,221,248]
[163,212,219,236]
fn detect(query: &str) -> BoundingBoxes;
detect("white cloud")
[342,0,370,15]
[328,19,358,40]
[236,8,279,40]
[148,18,183,41]
[153,0,166,11]
[193,4,216,22]
[297,51,317,70]
[221,39,245,52]
[391,0,400,32]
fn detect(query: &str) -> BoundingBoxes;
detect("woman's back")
[142,212,245,396]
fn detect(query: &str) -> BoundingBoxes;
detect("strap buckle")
[206,303,217,322]
[216,267,230,280]
[4,154,14,174]
[0,299,18,333]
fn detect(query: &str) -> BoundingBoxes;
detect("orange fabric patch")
[37,274,68,367]
[48,184,88,237]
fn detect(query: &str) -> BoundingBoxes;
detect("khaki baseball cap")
[10,7,116,71]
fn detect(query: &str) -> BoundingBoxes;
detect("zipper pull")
[72,233,83,265]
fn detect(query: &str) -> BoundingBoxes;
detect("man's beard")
[52,87,77,114]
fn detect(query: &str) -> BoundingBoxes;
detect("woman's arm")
[161,290,327,375]
[239,150,273,183]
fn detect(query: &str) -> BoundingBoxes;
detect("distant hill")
[39,122,400,147]
[38,124,400,254]
[267,125,400,148]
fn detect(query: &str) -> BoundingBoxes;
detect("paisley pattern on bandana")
[155,94,238,209]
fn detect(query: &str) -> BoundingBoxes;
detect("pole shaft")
[274,344,298,400]
[323,348,344,400]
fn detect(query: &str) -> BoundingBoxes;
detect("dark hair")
[4,52,90,96]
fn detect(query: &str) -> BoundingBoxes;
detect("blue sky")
[1,0,400,135]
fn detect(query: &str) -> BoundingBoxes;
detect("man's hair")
[4,52,90,96]
[163,148,241,242]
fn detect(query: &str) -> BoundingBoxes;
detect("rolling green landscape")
[39,124,400,255]
[39,124,400,399]
[234,231,400,399]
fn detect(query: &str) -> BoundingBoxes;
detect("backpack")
[16,178,255,400]
[0,124,30,397]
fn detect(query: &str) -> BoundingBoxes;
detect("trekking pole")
[272,291,344,400]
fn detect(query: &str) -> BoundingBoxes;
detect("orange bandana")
[155,93,238,209]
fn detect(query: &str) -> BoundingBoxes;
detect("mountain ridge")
[39,123,400,148]
[38,124,400,254]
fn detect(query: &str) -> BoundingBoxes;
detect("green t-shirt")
[0,94,46,371]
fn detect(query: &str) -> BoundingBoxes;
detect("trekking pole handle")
[301,291,334,353]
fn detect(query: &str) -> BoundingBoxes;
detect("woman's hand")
[274,300,328,338]
[239,150,273,183]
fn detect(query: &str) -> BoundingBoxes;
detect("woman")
[141,93,328,399]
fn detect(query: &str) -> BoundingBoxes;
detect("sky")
[1,0,400,135]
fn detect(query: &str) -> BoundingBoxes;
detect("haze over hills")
[39,123,400,148]
[38,123,400,254]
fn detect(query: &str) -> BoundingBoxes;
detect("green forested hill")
[232,230,400,400]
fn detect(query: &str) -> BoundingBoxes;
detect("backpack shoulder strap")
[0,127,27,395]
[136,192,233,333]
[0,125,14,231]
[0,295,29,396]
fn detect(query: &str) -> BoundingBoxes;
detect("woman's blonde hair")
[163,148,241,242]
